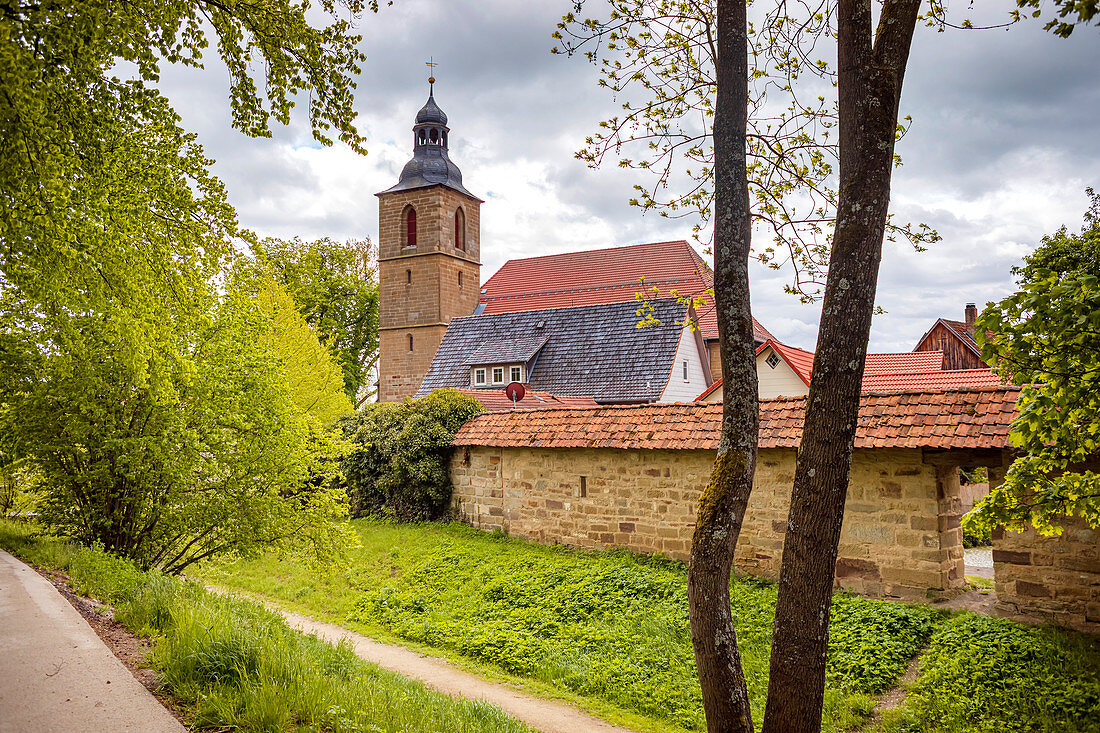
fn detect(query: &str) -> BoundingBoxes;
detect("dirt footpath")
[0,550,183,733]
[241,595,640,733]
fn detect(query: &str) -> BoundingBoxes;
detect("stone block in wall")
[451,445,957,599]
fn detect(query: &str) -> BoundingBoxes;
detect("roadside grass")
[877,613,1100,732]
[0,518,532,733]
[195,518,940,732]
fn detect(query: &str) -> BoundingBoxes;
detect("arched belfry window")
[403,205,417,248]
[454,207,466,250]
[429,128,439,144]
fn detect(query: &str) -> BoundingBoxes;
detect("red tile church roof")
[479,240,775,343]
[453,387,1020,452]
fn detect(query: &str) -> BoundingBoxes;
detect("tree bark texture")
[762,2,922,731]
[687,1,758,732]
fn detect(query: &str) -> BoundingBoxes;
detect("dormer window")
[469,363,525,387]
[766,352,781,369]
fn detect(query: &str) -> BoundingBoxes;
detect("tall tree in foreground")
[557,1,924,729]
[764,2,922,728]
[687,0,759,728]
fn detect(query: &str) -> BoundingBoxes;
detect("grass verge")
[0,518,532,733]
[195,518,947,732]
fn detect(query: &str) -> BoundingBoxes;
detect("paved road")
[0,549,183,733]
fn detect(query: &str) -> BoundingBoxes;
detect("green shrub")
[340,389,483,520]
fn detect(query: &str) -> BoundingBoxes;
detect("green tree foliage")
[340,390,484,520]
[971,191,1100,534]
[258,237,380,405]
[1,0,377,386]
[1012,0,1100,36]
[0,0,378,570]
[232,261,356,426]
[0,261,355,573]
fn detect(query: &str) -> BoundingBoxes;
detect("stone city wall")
[451,445,966,598]
[993,519,1100,633]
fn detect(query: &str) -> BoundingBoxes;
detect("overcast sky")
[156,1,1099,353]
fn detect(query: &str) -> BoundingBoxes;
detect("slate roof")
[478,240,776,343]
[456,388,598,412]
[462,336,549,366]
[453,387,1021,452]
[417,299,689,403]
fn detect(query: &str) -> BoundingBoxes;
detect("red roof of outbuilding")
[693,346,1001,401]
[756,340,816,386]
[453,387,1020,452]
[479,240,775,343]
[861,369,1006,392]
[456,388,598,412]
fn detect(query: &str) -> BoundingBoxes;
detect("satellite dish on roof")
[505,382,525,405]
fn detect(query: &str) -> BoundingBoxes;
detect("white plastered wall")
[659,325,711,403]
[756,346,810,399]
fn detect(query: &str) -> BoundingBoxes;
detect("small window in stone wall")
[403,206,417,248]
[579,476,587,498]
[408,334,414,352]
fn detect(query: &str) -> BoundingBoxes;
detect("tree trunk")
[687,1,758,731]
[762,1,922,731]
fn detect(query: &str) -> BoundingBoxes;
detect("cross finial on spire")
[425,58,438,94]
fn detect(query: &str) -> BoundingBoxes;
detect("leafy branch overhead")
[971,189,1100,535]
[553,0,943,301]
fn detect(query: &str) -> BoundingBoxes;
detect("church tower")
[376,86,482,402]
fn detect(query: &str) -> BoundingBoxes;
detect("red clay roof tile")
[478,240,775,343]
[453,387,1020,452]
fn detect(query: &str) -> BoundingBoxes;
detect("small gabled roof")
[462,336,549,366]
[478,240,775,344]
[914,318,983,357]
[756,339,816,386]
[418,299,690,403]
